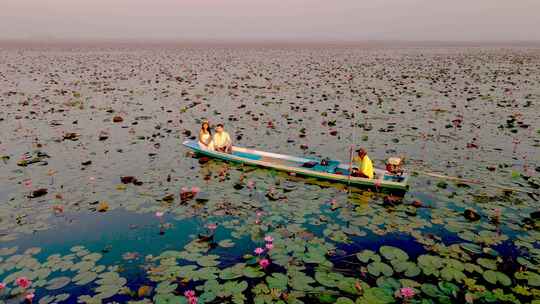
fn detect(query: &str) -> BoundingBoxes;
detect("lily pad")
[266,272,288,291]
[379,246,408,261]
[367,261,394,277]
[483,270,511,286]
[45,276,71,290]
[243,266,265,278]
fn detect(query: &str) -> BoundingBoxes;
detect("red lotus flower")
[16,277,31,289]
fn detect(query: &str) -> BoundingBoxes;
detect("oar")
[414,170,537,195]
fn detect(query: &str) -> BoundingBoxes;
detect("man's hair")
[356,148,367,155]
[216,123,224,128]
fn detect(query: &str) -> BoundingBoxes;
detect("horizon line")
[2,38,540,48]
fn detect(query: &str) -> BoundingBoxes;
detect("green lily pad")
[367,261,394,277]
[418,255,443,276]
[223,280,248,295]
[440,266,466,282]
[380,246,408,261]
[391,260,420,277]
[438,281,459,296]
[154,293,187,304]
[483,270,511,286]
[335,297,354,304]
[243,266,265,278]
[74,271,98,285]
[218,239,235,248]
[477,258,498,270]
[356,250,381,263]
[356,287,394,304]
[55,294,70,302]
[421,283,443,298]
[289,270,315,291]
[337,277,364,295]
[266,272,288,291]
[45,276,71,290]
[155,282,178,294]
[220,263,245,280]
[315,271,344,288]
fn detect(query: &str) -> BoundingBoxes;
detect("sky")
[1,0,540,42]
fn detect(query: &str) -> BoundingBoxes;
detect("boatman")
[213,123,232,153]
[352,148,374,179]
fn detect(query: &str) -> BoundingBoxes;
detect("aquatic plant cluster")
[0,47,539,303]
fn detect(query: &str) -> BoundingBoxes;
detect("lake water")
[0,46,539,304]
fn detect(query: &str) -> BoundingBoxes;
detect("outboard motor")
[386,157,404,176]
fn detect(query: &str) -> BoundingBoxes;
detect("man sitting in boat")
[212,123,232,153]
[351,148,374,179]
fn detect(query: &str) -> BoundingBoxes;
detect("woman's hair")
[201,121,211,135]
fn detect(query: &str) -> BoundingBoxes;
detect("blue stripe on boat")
[232,151,262,160]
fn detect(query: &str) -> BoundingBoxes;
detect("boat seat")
[311,160,340,173]
[383,174,404,182]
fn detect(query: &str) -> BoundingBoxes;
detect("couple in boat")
[198,121,232,153]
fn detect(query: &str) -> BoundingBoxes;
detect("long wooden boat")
[183,140,409,192]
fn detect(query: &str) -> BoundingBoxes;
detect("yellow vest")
[353,155,374,179]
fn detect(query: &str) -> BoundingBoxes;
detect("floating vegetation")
[0,47,539,303]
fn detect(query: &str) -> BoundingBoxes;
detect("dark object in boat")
[199,157,210,164]
[302,161,318,168]
[464,209,481,221]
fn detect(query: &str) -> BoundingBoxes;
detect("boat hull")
[183,140,409,192]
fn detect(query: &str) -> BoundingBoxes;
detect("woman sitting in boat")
[351,148,374,179]
[198,121,214,150]
[212,123,232,153]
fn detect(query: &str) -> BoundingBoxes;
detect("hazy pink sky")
[2,0,540,41]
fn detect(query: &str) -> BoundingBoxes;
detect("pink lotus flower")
[155,211,164,217]
[89,176,96,181]
[23,179,32,188]
[254,247,264,255]
[16,277,31,289]
[191,186,200,194]
[399,287,416,299]
[264,235,273,243]
[259,258,270,269]
[0,282,5,289]
[265,243,274,250]
[207,223,218,230]
[181,187,189,193]
[25,293,35,302]
[184,290,197,304]
[256,211,263,217]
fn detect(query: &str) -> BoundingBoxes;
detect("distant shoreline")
[1,39,540,49]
